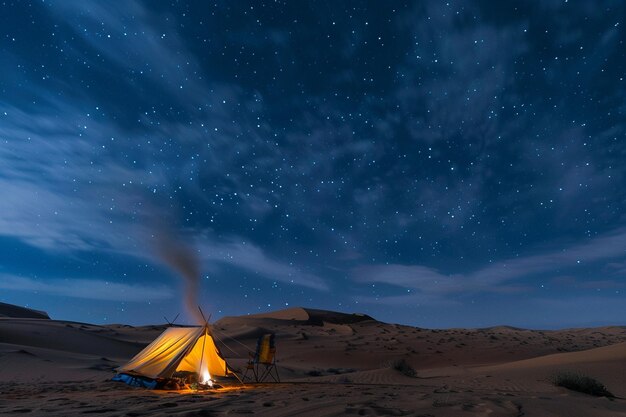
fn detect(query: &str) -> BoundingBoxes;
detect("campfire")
[199,369,214,388]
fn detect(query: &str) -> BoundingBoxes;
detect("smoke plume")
[154,229,205,324]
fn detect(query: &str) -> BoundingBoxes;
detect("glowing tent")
[116,325,233,386]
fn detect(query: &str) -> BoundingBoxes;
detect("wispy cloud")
[198,237,329,291]
[45,0,208,106]
[0,98,161,253]
[0,275,173,302]
[354,227,626,301]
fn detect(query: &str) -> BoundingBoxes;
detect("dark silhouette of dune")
[220,306,375,326]
[0,301,50,319]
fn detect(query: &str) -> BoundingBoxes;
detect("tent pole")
[198,306,208,325]
[198,325,208,382]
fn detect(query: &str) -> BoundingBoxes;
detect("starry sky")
[1,1,625,329]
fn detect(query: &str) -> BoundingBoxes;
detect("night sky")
[1,1,625,329]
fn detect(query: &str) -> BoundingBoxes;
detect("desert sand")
[1,304,625,416]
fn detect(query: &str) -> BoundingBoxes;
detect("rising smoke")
[154,228,206,325]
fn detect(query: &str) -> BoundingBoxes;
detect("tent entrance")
[175,332,228,377]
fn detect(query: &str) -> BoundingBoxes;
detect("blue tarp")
[112,373,158,389]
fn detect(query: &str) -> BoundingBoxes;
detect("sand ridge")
[0,302,50,319]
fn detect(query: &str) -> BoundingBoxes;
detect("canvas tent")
[116,325,233,383]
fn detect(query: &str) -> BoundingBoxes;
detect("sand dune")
[465,341,626,398]
[1,303,625,416]
[222,306,374,326]
[0,302,50,319]
[485,340,626,369]
[0,318,150,358]
[245,306,312,321]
